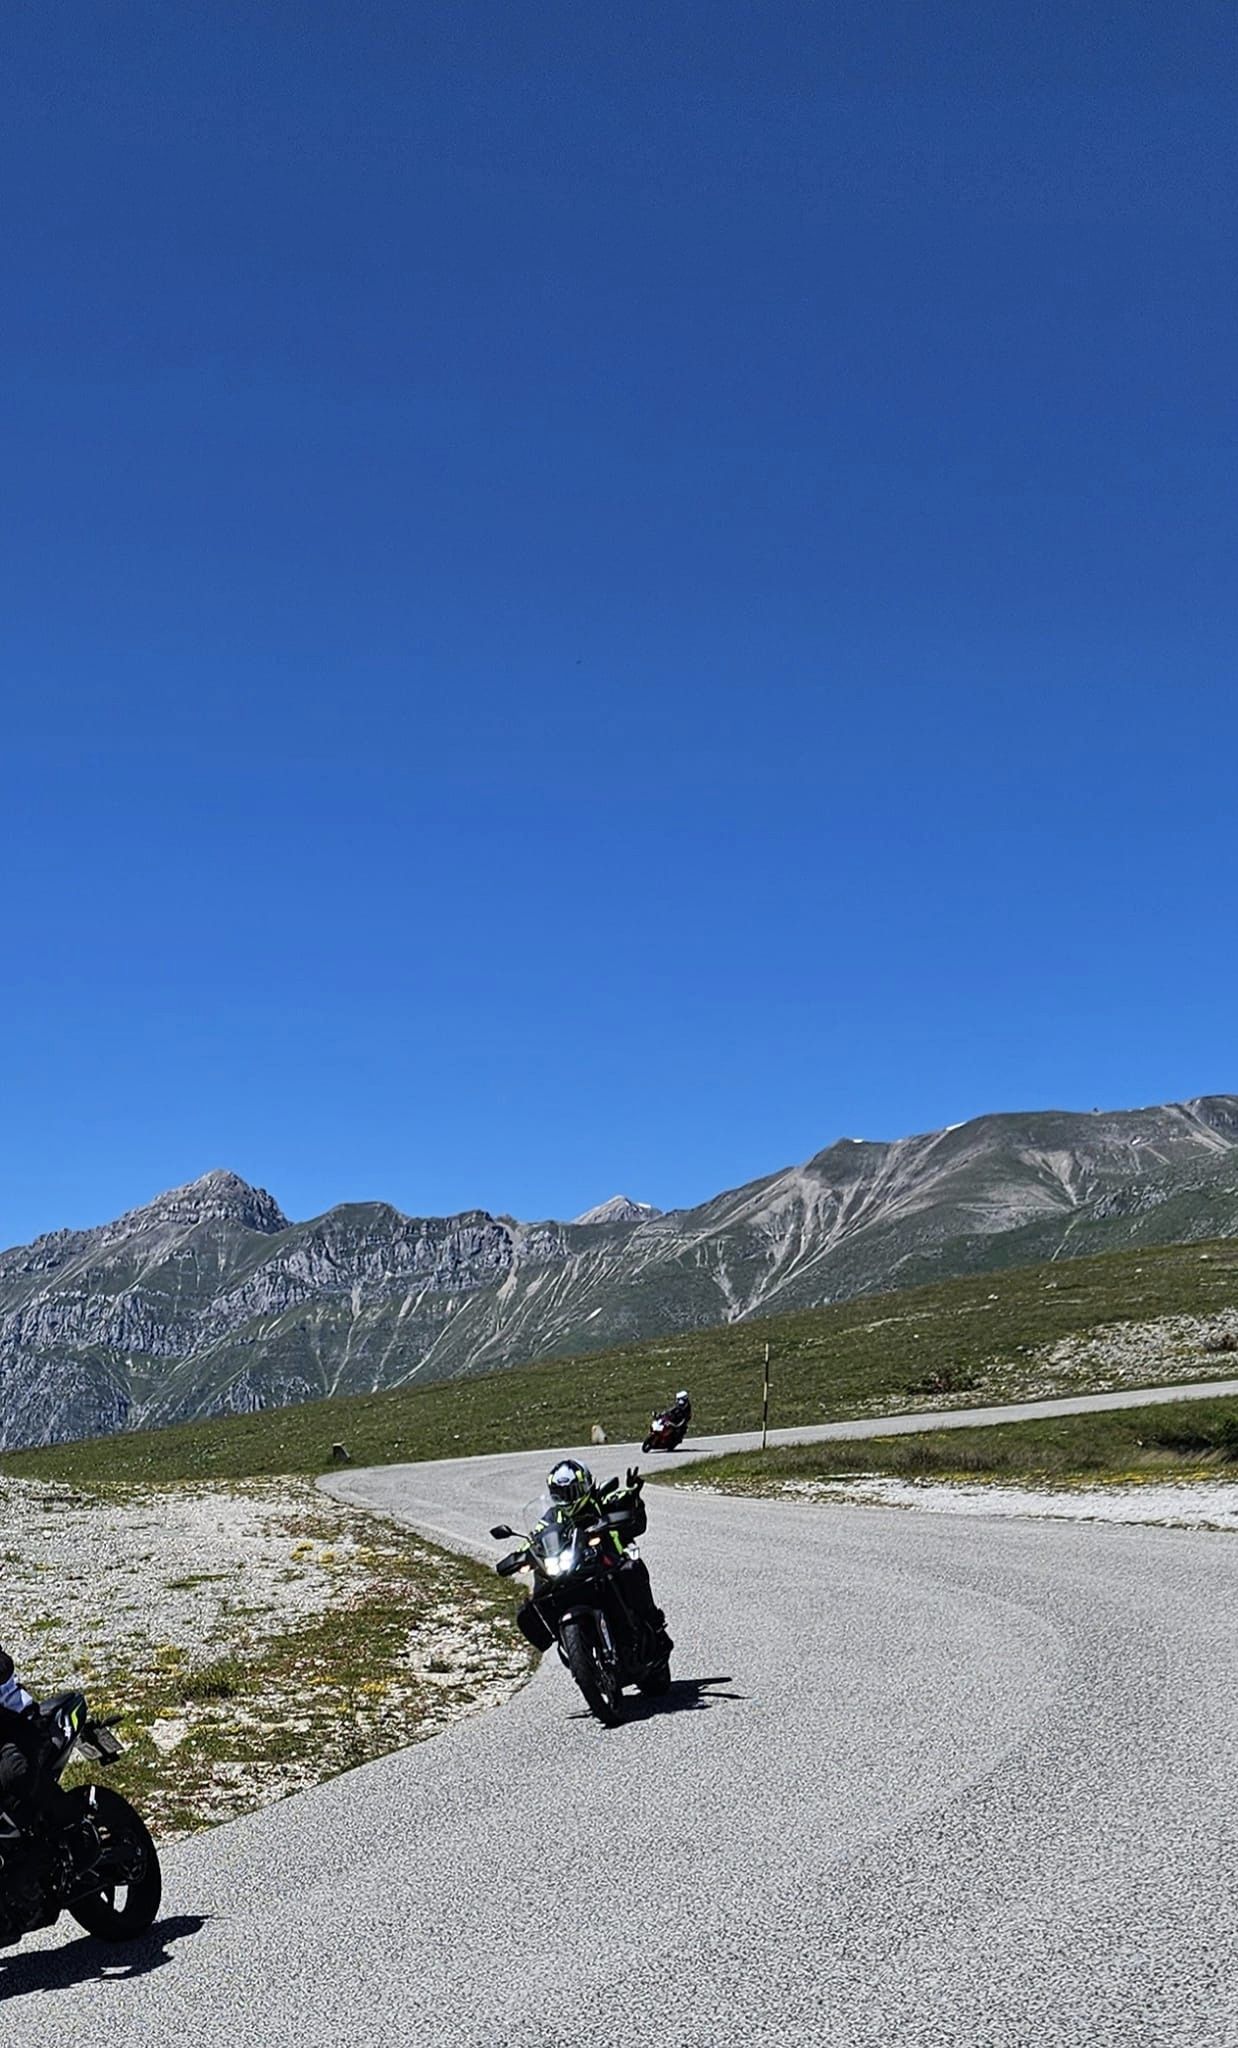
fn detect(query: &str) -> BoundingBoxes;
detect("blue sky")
[2,2,1236,1246]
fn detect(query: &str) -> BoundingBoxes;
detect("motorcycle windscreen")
[521,1496,588,1577]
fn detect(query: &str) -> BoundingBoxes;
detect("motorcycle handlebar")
[583,1509,630,1537]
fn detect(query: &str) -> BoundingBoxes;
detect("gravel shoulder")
[708,1472,1238,1531]
[2,1474,530,1838]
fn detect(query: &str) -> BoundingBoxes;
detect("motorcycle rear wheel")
[64,1786,162,1942]
[562,1620,623,1726]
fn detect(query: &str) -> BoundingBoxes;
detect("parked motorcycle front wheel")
[562,1619,623,1726]
[64,1786,162,1942]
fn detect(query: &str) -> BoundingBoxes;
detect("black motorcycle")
[491,1487,672,1725]
[0,1691,162,1950]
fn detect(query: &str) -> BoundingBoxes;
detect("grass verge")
[657,1394,1238,1495]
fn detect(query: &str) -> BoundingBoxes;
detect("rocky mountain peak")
[130,1170,290,1237]
[572,1195,662,1226]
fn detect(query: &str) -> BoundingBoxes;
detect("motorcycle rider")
[0,1648,40,1823]
[514,1459,672,1659]
[666,1389,692,1431]
[0,1645,64,1882]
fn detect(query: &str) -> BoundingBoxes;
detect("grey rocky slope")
[5,1097,1238,1449]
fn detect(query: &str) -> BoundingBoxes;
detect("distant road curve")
[331,1376,1238,1564]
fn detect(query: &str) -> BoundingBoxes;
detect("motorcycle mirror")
[490,1523,516,1540]
[602,1476,619,1493]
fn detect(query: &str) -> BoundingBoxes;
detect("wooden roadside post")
[761,1341,771,1451]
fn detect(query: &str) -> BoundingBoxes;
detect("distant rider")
[514,1459,672,1657]
[665,1389,692,1432]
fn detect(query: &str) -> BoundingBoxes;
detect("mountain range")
[5,1094,1238,1450]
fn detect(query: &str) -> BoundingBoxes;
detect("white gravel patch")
[0,1475,357,1677]
[1032,1307,1238,1391]
[782,1474,1238,1530]
[0,1472,530,1839]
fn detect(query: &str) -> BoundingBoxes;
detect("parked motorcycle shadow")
[570,1675,743,1724]
[0,1912,208,1998]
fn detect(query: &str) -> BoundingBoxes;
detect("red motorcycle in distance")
[642,1405,690,1454]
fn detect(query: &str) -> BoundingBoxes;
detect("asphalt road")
[8,1397,1238,2045]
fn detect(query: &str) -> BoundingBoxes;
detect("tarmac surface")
[7,1386,1238,2045]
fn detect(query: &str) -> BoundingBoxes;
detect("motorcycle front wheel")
[562,1619,623,1726]
[64,1786,162,1942]
[641,1436,655,1453]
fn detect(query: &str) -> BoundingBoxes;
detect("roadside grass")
[657,1395,1238,1495]
[5,1237,1238,1488]
[16,1484,532,1841]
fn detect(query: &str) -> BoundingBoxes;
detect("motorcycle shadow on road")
[571,1676,744,1725]
[0,1912,209,2000]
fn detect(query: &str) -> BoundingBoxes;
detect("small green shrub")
[1150,1407,1238,1459]
[181,1656,247,1702]
[903,1369,980,1398]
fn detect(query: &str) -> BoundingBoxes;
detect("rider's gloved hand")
[626,1466,643,1492]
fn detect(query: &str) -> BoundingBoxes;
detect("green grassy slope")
[5,1234,1238,1486]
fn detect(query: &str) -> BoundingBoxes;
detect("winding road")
[7,1384,1238,2044]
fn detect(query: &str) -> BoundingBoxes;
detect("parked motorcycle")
[642,1407,688,1453]
[491,1488,671,1725]
[0,1691,162,1949]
